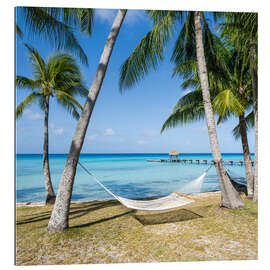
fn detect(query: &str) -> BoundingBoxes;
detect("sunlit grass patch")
[16,192,257,265]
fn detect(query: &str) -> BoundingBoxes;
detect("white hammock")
[78,162,209,211]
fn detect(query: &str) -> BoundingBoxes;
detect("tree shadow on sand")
[16,200,203,228]
[16,200,120,226]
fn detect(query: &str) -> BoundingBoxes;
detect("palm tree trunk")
[47,9,127,233]
[194,11,244,208]
[251,67,258,203]
[239,114,254,197]
[43,95,56,204]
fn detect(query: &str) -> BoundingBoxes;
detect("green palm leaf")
[16,92,42,119]
[21,7,89,65]
[161,90,205,133]
[119,11,178,91]
[16,76,40,90]
[55,94,81,119]
[23,43,46,81]
[16,25,23,38]
[212,89,245,123]
[55,90,84,111]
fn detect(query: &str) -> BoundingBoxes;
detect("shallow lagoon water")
[16,153,252,202]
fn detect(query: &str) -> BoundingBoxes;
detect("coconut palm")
[119,10,244,208]
[162,46,254,197]
[220,12,258,202]
[16,43,88,204]
[17,7,127,230]
[212,54,254,197]
[47,9,127,232]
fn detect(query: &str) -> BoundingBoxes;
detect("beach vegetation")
[161,24,255,198]
[220,12,258,202]
[16,43,88,204]
[17,7,95,65]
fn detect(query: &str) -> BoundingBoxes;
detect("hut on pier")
[169,149,179,161]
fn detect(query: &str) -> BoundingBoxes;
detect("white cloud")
[124,10,146,25]
[104,128,115,136]
[24,109,43,120]
[137,140,147,145]
[140,130,159,137]
[49,123,64,136]
[95,9,117,24]
[88,134,98,141]
[95,9,147,26]
[54,128,64,135]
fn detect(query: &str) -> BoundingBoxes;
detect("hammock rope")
[77,161,212,211]
[224,164,247,187]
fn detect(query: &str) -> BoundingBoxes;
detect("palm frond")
[16,92,42,119]
[212,89,245,121]
[161,103,205,133]
[78,8,95,35]
[161,89,205,133]
[146,10,185,25]
[16,24,23,38]
[171,12,196,65]
[55,90,84,110]
[173,89,203,110]
[55,95,81,119]
[21,7,88,65]
[23,43,46,80]
[119,11,178,91]
[16,76,40,90]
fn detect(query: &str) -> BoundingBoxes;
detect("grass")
[16,191,257,265]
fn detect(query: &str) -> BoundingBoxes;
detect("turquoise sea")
[16,153,253,203]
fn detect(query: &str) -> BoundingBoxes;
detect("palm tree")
[220,12,258,202]
[47,9,127,232]
[212,52,254,197]
[119,10,244,208]
[16,44,87,204]
[162,47,254,197]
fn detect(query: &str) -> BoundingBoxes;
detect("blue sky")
[16,8,255,154]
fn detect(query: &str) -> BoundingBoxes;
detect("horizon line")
[16,152,254,155]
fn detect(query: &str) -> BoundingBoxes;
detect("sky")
[15,8,255,154]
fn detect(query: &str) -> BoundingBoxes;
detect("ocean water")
[16,153,253,203]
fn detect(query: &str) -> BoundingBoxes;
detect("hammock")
[226,168,247,186]
[78,161,211,211]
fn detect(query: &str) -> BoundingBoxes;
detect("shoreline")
[16,190,221,207]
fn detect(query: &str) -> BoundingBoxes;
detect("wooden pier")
[147,158,253,166]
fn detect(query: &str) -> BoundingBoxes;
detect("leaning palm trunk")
[47,9,127,232]
[251,67,258,203]
[43,96,56,204]
[194,11,244,208]
[239,114,254,197]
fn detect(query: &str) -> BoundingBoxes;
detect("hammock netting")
[78,161,208,211]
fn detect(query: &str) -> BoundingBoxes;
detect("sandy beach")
[16,191,257,265]
[16,191,221,207]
